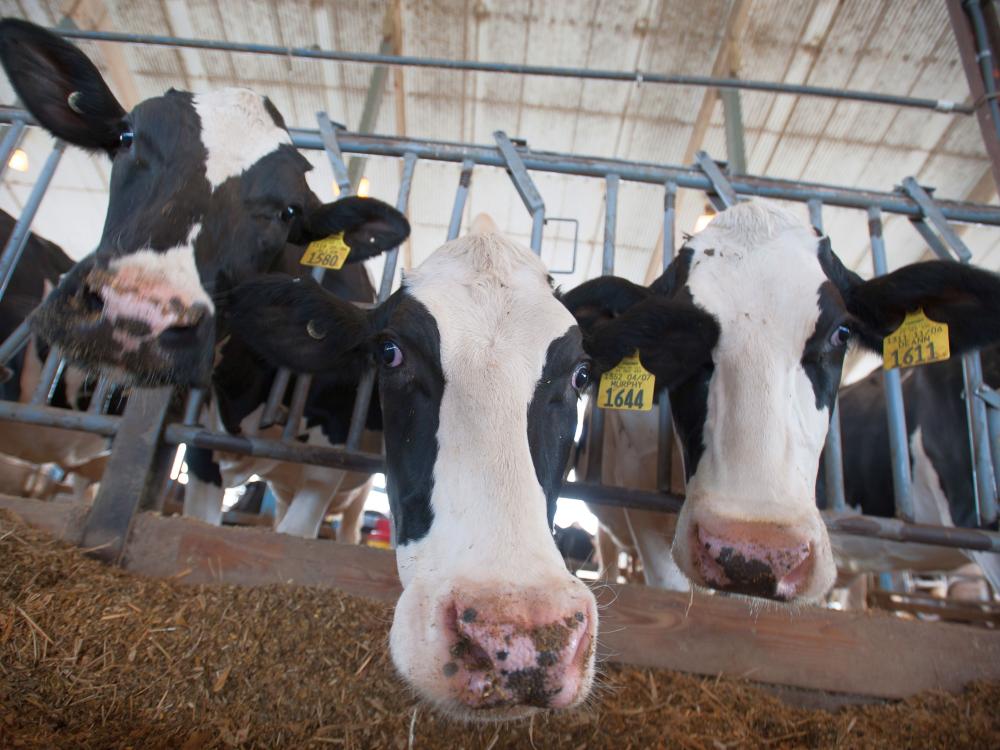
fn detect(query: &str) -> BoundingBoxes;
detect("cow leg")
[623,509,690,591]
[334,478,372,545]
[182,446,224,525]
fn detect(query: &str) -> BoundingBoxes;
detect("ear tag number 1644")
[598,352,655,411]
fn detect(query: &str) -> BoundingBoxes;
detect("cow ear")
[844,261,1000,355]
[296,196,410,263]
[0,19,126,152]
[561,276,650,335]
[584,296,720,389]
[225,274,372,374]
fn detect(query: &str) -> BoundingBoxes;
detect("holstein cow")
[822,344,1000,591]
[0,19,408,534]
[565,200,1000,602]
[226,222,597,718]
[0,208,114,491]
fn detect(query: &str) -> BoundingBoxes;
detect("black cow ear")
[0,18,126,152]
[561,276,650,335]
[584,296,719,389]
[297,196,410,262]
[845,261,1000,355]
[226,274,371,374]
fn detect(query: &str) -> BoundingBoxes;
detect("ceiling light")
[7,148,28,172]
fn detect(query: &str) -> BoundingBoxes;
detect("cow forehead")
[685,205,827,359]
[193,88,292,189]
[405,234,576,389]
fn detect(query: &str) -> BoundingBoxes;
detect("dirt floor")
[1,511,998,749]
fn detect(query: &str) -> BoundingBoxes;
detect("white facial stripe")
[193,88,292,189]
[685,202,829,515]
[399,232,576,584]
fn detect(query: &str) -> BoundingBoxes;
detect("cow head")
[566,200,1000,602]
[226,228,597,719]
[0,19,409,386]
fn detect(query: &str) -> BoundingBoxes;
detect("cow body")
[567,200,1000,603]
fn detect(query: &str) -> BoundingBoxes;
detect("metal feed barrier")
[0,14,998,566]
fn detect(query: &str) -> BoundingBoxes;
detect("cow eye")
[830,324,852,348]
[280,205,299,223]
[571,362,591,392]
[380,340,403,368]
[118,128,134,148]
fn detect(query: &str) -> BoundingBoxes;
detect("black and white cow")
[0,19,408,534]
[822,344,1000,589]
[226,221,598,717]
[566,200,1000,603]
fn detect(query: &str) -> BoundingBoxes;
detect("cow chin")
[32,283,215,388]
[672,497,837,604]
[389,578,597,722]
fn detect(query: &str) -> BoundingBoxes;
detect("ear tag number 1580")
[300,232,351,270]
[598,352,654,411]
[883,308,949,370]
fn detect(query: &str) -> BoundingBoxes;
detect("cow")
[564,200,1000,603]
[225,221,598,718]
[821,344,1000,592]
[0,19,409,535]
[0,208,114,492]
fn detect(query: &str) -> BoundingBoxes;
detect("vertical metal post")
[182,387,207,425]
[282,374,313,441]
[0,318,32,368]
[720,87,747,176]
[603,175,619,276]
[29,346,65,406]
[869,206,915,521]
[0,140,66,301]
[0,118,27,182]
[656,181,677,493]
[86,373,114,415]
[963,354,998,524]
[979,385,1000,502]
[810,199,848,512]
[447,159,474,241]
[493,130,546,254]
[344,151,418,451]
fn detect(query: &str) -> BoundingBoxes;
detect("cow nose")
[443,597,593,709]
[693,522,813,600]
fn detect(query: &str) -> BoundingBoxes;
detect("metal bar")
[3,109,1000,224]
[318,112,352,195]
[347,36,394,190]
[281,371,312,441]
[0,118,27,182]
[494,130,545,253]
[49,27,972,114]
[259,368,291,429]
[0,140,65,302]
[603,175,619,275]
[694,151,738,208]
[656,181,677,493]
[86,373,113,415]
[182,387,206,426]
[0,397,996,552]
[345,151,418,451]
[29,346,64,406]
[981,384,1000,500]
[447,158,474,241]
[869,206,915,522]
[963,353,998,524]
[81,386,175,564]
[960,0,1000,190]
[720,87,746,176]
[0,317,31,368]
[900,178,973,262]
[909,218,954,261]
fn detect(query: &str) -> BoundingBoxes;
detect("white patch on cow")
[388,229,596,715]
[193,88,292,189]
[671,201,836,601]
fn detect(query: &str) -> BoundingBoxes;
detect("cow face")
[567,200,1000,603]
[227,230,597,719]
[0,19,408,386]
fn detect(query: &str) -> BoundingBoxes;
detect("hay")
[1,511,997,749]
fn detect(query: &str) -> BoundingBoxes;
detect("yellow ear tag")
[300,232,351,270]
[883,308,949,370]
[597,351,655,411]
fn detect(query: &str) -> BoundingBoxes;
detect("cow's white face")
[226,229,597,719]
[566,199,1000,603]
[670,205,837,601]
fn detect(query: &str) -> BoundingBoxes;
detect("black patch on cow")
[649,246,694,297]
[376,293,443,546]
[800,281,851,413]
[184,444,223,487]
[526,326,586,528]
[261,96,287,130]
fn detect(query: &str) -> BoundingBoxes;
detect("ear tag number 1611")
[883,308,949,371]
[598,352,654,411]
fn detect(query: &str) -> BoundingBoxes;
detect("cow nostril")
[694,523,813,600]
